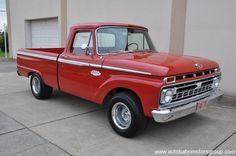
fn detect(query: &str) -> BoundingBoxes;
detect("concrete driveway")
[0,61,235,156]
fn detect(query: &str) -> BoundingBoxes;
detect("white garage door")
[31,18,59,48]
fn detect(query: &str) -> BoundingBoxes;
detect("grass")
[0,51,6,57]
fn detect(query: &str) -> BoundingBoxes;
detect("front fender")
[94,75,163,117]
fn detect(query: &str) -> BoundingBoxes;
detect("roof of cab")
[70,22,147,30]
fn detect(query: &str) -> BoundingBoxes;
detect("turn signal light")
[163,76,176,84]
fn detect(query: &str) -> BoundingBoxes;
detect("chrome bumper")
[152,89,224,123]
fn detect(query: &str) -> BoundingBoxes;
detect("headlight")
[160,88,175,104]
[212,77,221,89]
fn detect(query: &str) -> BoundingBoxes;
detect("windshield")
[97,27,156,54]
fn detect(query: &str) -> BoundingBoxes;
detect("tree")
[0,25,8,52]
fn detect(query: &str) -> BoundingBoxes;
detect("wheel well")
[103,88,142,107]
[28,72,34,77]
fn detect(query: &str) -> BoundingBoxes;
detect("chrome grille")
[172,83,212,102]
[160,76,220,109]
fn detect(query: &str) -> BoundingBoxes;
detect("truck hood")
[102,51,219,76]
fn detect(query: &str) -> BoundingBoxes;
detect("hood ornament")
[194,63,203,69]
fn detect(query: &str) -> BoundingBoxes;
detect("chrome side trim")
[58,58,90,67]
[90,63,102,68]
[17,51,57,61]
[17,50,150,75]
[58,58,151,75]
[58,58,102,68]
[102,65,152,75]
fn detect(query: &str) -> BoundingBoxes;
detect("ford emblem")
[194,63,203,69]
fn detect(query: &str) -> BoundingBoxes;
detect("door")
[31,18,59,48]
[58,31,95,100]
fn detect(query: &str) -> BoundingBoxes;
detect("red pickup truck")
[17,23,223,137]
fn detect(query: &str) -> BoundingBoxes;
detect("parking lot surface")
[0,61,235,156]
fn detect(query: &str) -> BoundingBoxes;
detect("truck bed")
[17,48,65,89]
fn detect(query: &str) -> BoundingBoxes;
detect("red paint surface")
[17,23,220,117]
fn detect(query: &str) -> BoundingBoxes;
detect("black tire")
[107,91,148,138]
[30,73,53,99]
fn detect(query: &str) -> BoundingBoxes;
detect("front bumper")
[152,89,224,123]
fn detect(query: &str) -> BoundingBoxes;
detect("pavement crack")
[0,128,26,136]
[9,142,46,156]
[0,110,73,156]
[29,107,106,128]
[26,128,74,156]
[206,130,236,156]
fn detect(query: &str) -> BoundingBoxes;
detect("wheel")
[30,73,53,99]
[107,91,148,138]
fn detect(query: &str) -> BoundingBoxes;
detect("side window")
[72,32,93,54]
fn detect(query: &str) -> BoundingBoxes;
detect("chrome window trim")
[95,26,148,56]
[17,51,57,61]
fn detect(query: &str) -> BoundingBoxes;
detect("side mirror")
[81,44,87,50]
[81,44,92,55]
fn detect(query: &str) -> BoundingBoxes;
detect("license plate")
[196,100,208,112]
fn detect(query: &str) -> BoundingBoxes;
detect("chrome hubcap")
[112,102,131,130]
[32,77,40,94]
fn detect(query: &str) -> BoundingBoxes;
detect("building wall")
[184,0,236,95]
[9,0,60,57]
[8,0,236,96]
[67,0,172,52]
